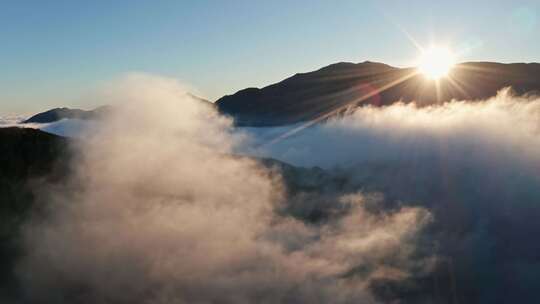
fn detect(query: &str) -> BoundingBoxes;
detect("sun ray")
[262,70,419,147]
[446,75,471,100]
[435,79,442,102]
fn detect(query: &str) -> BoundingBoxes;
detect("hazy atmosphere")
[1,1,540,304]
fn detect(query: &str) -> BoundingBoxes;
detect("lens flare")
[417,46,456,79]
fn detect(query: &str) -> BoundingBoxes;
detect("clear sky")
[1,0,539,113]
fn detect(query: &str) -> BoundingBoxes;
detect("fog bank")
[18,74,432,304]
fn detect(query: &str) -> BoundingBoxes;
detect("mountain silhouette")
[0,127,69,299]
[23,94,211,124]
[216,61,540,126]
[23,106,111,124]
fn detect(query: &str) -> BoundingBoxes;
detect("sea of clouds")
[0,113,96,138]
[0,115,26,127]
[15,74,432,304]
[8,74,540,303]
[241,88,540,303]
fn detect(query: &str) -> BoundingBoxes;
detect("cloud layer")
[244,89,540,303]
[17,74,432,304]
[247,88,540,170]
[14,74,540,303]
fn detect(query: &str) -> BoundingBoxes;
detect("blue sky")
[1,0,539,113]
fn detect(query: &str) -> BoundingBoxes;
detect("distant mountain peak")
[313,61,395,73]
[216,61,540,127]
[23,107,107,124]
[22,92,213,125]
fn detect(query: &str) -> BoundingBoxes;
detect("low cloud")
[17,74,432,304]
[247,88,540,170]
[244,89,540,303]
[0,115,26,126]
[17,76,540,303]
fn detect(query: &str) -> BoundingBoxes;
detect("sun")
[417,46,456,80]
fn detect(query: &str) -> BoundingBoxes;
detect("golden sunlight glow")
[417,46,456,80]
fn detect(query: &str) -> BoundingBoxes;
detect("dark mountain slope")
[216,61,540,126]
[0,127,69,178]
[0,128,70,300]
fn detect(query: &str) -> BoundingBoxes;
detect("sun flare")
[417,46,456,80]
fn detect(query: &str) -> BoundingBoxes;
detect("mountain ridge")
[216,61,540,126]
[22,106,111,124]
[11,61,540,127]
[21,94,212,125]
